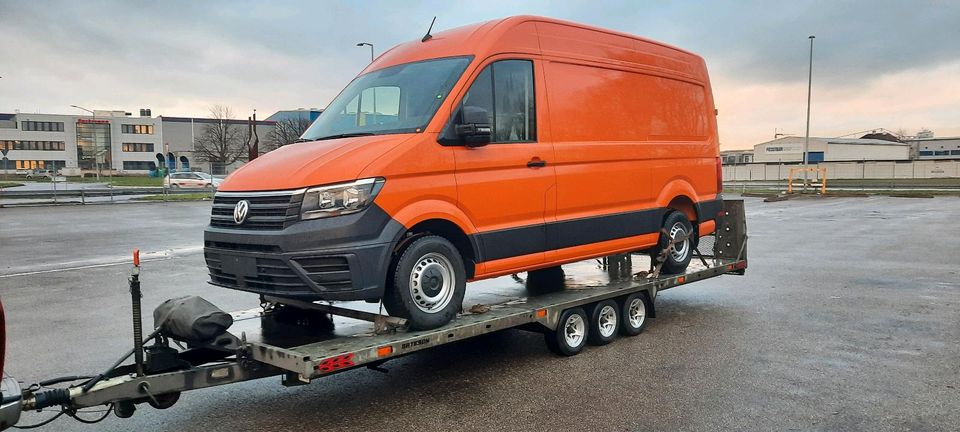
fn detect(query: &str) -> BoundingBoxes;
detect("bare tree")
[194,105,246,169]
[895,128,912,141]
[270,116,313,148]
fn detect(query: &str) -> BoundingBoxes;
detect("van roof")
[364,15,705,82]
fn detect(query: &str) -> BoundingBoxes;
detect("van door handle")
[526,158,547,168]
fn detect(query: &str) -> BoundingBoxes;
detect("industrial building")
[906,137,960,160]
[751,136,911,163]
[265,108,323,123]
[720,150,753,165]
[0,110,275,175]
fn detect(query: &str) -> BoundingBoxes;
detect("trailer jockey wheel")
[619,292,649,336]
[545,307,589,356]
[147,391,181,410]
[587,300,620,345]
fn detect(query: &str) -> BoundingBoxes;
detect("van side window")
[447,59,536,144]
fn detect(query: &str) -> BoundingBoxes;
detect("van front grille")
[210,191,303,231]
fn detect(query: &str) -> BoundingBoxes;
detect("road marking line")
[0,245,204,278]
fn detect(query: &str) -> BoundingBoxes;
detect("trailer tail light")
[726,261,747,271]
[315,353,355,374]
[716,156,723,193]
[376,346,393,357]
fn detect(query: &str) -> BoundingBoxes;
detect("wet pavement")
[1,196,958,431]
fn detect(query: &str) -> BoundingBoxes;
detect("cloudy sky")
[1,0,958,149]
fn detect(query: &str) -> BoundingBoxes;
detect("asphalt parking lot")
[1,196,958,431]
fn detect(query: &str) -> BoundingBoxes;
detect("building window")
[2,140,66,151]
[122,124,154,134]
[951,150,960,156]
[122,142,155,152]
[21,121,64,132]
[933,150,950,156]
[122,161,156,170]
[76,121,112,171]
[14,160,65,170]
[918,151,934,156]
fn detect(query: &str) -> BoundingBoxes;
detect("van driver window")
[460,60,536,143]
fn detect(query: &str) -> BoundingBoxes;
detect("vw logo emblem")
[233,200,250,225]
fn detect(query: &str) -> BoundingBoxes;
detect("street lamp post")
[802,35,815,192]
[357,42,377,122]
[357,42,374,62]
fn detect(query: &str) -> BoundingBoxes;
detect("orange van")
[205,16,722,330]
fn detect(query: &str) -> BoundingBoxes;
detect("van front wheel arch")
[383,235,467,330]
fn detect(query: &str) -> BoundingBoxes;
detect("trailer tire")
[658,211,694,274]
[620,292,649,336]
[383,235,466,330]
[545,307,589,356]
[587,300,620,345]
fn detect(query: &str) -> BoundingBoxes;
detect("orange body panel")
[218,15,721,281]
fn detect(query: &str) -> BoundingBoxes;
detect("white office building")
[0,110,276,175]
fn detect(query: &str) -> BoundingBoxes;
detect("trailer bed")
[236,254,744,380]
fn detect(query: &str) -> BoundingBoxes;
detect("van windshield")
[302,56,472,141]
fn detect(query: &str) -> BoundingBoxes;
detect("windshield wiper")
[312,132,376,141]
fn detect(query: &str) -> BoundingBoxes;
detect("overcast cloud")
[1,0,958,148]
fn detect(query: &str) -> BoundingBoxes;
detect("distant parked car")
[165,172,222,189]
[24,169,54,179]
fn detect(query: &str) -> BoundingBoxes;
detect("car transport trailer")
[1,200,746,430]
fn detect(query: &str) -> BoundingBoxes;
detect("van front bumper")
[203,204,405,302]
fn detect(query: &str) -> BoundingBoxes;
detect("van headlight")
[300,178,385,220]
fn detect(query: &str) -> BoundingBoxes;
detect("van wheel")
[658,211,694,274]
[383,235,466,330]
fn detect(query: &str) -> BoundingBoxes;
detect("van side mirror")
[455,106,491,147]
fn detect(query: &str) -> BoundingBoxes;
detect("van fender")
[388,199,479,235]
[386,199,484,274]
[655,178,700,223]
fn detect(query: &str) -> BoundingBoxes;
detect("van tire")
[658,211,694,274]
[383,235,466,330]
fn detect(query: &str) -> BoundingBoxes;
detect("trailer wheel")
[383,235,466,330]
[620,292,649,336]
[658,211,694,274]
[545,307,589,356]
[587,300,620,345]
